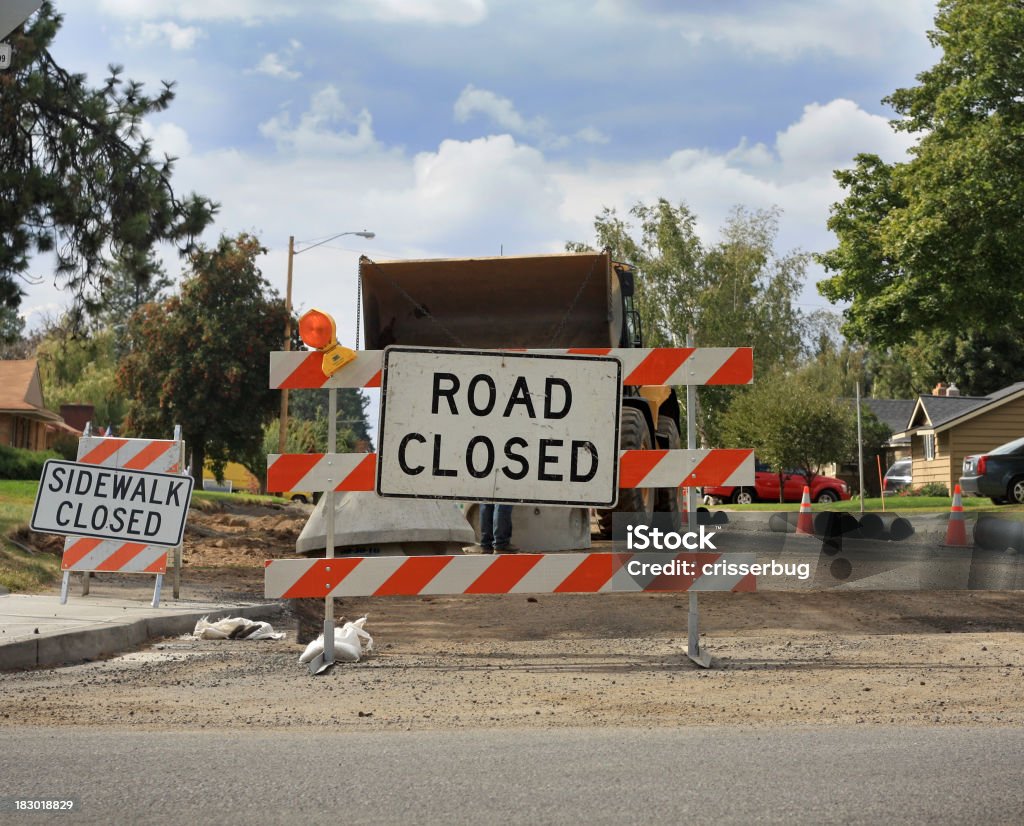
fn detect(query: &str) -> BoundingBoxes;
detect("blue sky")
[23,0,938,339]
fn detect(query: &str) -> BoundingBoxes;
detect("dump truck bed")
[359,251,621,350]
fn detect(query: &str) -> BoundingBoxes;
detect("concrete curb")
[0,601,284,672]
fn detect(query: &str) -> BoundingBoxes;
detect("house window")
[924,433,936,461]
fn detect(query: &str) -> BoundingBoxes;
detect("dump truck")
[359,250,683,536]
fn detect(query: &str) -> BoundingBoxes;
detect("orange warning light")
[297,308,357,377]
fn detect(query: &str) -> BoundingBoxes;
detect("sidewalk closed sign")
[31,460,194,547]
[377,348,622,506]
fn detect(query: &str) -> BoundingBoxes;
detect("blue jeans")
[480,504,513,549]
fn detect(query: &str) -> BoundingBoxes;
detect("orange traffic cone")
[796,486,814,535]
[944,484,970,546]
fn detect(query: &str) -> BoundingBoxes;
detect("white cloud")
[127,21,203,50]
[249,41,302,80]
[98,0,486,25]
[575,127,610,145]
[454,85,609,150]
[774,99,916,180]
[140,121,193,159]
[594,0,935,59]
[454,85,543,136]
[259,86,381,155]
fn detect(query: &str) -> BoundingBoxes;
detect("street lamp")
[278,230,375,457]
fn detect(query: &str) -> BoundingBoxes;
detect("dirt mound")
[182,501,308,568]
[6,500,309,569]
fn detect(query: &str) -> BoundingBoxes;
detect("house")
[861,398,916,464]
[829,398,916,495]
[0,359,77,451]
[892,381,1024,492]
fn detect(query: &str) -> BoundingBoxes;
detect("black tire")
[731,487,756,505]
[597,406,654,537]
[654,417,683,531]
[815,489,839,504]
[1008,477,1024,505]
[290,494,308,504]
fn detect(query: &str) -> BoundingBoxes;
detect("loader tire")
[654,417,683,531]
[597,406,654,538]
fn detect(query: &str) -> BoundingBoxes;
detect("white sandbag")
[298,616,373,664]
[193,616,285,641]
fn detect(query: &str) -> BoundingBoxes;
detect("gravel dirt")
[3,499,1024,731]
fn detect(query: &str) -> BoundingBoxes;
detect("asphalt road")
[2,727,1022,825]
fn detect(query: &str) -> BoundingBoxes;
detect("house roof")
[896,381,1024,437]
[0,359,63,423]
[861,398,917,435]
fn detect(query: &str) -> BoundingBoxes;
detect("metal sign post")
[684,330,711,668]
[308,388,338,675]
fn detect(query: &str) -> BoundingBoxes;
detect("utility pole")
[277,235,295,457]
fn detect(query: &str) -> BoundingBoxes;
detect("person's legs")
[479,503,496,550]
[493,504,514,550]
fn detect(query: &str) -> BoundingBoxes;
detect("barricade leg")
[687,592,712,668]
[81,571,91,596]
[59,571,70,605]
[151,574,163,608]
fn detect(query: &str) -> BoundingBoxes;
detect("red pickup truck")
[702,460,851,505]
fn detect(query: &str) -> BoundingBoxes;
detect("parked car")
[882,458,913,496]
[959,435,1024,505]
[702,460,851,505]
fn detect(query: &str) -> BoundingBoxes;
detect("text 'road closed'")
[31,460,194,547]
[377,348,621,506]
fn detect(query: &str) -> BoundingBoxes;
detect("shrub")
[0,445,61,479]
[901,482,950,498]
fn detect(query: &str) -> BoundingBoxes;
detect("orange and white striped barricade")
[268,342,756,671]
[56,427,187,607]
[266,449,755,493]
[269,346,754,390]
[265,552,757,598]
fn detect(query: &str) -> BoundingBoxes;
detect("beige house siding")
[911,431,954,489]
[910,396,1024,492]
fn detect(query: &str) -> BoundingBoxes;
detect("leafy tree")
[0,2,216,318]
[36,323,126,429]
[0,305,25,346]
[117,233,289,484]
[569,199,808,445]
[720,369,854,491]
[818,0,1024,346]
[289,388,373,449]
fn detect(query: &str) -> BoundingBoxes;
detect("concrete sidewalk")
[0,591,284,671]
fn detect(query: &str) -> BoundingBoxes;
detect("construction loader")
[358,250,683,538]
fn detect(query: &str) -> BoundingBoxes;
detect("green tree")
[570,199,808,445]
[720,369,854,492]
[117,233,289,484]
[0,2,216,318]
[289,388,373,449]
[36,324,127,429]
[818,0,1024,351]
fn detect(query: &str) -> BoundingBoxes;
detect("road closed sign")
[31,460,194,547]
[377,348,622,506]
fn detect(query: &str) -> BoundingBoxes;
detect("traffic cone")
[796,486,814,535]
[944,484,970,546]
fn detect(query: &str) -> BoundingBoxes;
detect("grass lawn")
[0,480,291,592]
[0,480,58,592]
